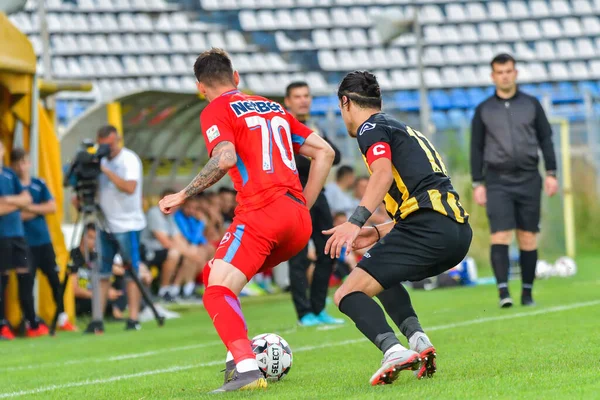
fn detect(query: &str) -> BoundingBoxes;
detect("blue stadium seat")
[577,81,600,97]
[394,91,420,112]
[520,84,539,97]
[553,82,581,103]
[429,90,452,111]
[448,109,467,129]
[56,101,69,123]
[466,88,487,108]
[311,96,336,115]
[449,88,470,109]
[431,111,449,131]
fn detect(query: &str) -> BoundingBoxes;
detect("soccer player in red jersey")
[159,48,335,392]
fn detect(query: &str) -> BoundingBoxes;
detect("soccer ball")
[554,256,577,277]
[226,333,293,382]
[535,260,553,279]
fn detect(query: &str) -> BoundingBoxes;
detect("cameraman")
[96,125,146,331]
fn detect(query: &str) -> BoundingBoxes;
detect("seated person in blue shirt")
[11,148,77,332]
[0,141,46,340]
[173,195,213,299]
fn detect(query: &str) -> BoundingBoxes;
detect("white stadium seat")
[479,23,499,41]
[575,38,596,58]
[118,13,137,31]
[494,43,514,56]
[488,2,508,20]
[77,35,94,54]
[388,48,407,67]
[103,14,120,31]
[165,77,181,91]
[153,55,171,74]
[150,77,164,88]
[318,50,338,70]
[460,45,479,63]
[72,14,89,32]
[572,0,593,14]
[171,13,190,30]
[370,48,389,68]
[138,34,154,52]
[348,29,368,47]
[88,14,104,32]
[311,9,331,28]
[582,16,600,35]
[123,56,141,75]
[151,33,170,52]
[136,14,154,31]
[458,66,479,85]
[551,0,571,16]
[478,44,495,62]
[67,58,83,77]
[458,24,478,43]
[521,21,541,40]
[331,29,350,48]
[312,30,331,48]
[105,34,124,54]
[541,19,562,38]
[256,10,276,30]
[441,66,461,86]
[353,49,372,69]
[443,46,462,64]
[509,1,530,19]
[419,5,443,24]
[424,68,442,88]
[528,62,548,81]
[499,21,521,41]
[372,70,393,90]
[155,13,173,31]
[535,41,556,60]
[274,10,294,29]
[530,1,550,18]
[446,3,466,22]
[555,39,577,59]
[590,60,600,78]
[477,65,492,85]
[188,33,207,52]
[569,61,590,79]
[226,31,247,51]
[113,0,133,11]
[424,25,443,43]
[423,46,443,65]
[47,14,62,32]
[562,18,583,37]
[466,3,487,21]
[338,50,359,69]
[549,62,570,80]
[105,56,124,75]
[331,8,351,27]
[293,9,313,29]
[170,33,189,52]
[207,32,226,49]
[122,34,140,52]
[514,42,535,60]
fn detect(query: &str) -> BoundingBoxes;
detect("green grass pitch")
[1,253,599,399]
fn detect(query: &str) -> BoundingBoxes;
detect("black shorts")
[358,210,473,290]
[29,243,58,274]
[143,248,169,269]
[0,237,30,272]
[486,170,542,233]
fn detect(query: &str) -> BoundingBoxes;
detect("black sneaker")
[210,369,266,393]
[161,292,178,303]
[84,320,105,334]
[499,295,513,308]
[521,295,536,307]
[125,319,141,331]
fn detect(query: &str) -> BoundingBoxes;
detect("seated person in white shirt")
[324,165,356,217]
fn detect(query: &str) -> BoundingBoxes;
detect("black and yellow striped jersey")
[357,112,468,224]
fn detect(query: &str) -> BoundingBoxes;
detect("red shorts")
[213,193,312,280]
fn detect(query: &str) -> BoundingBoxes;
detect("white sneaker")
[155,304,180,320]
[369,348,421,386]
[138,307,155,323]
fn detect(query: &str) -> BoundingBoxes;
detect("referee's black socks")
[491,244,510,297]
[339,292,401,354]
[520,249,537,297]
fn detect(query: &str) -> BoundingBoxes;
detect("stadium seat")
[72,14,89,32]
[331,29,350,48]
[570,61,590,80]
[425,69,442,88]
[420,5,443,24]
[188,33,207,52]
[577,81,600,96]
[122,34,139,53]
[528,63,549,81]
[541,20,562,39]
[520,84,539,96]
[311,9,331,28]
[137,14,154,31]
[331,8,351,27]
[573,0,593,14]
[553,82,579,103]
[152,33,170,52]
[123,56,141,75]
[137,34,154,52]
[428,89,452,110]
[556,39,577,59]
[171,55,188,73]
[476,65,492,86]
[149,77,164,89]
[424,46,443,66]
[79,0,96,11]
[93,35,111,54]
[293,9,312,29]
[563,18,583,37]
[588,60,600,78]
[394,90,420,112]
[449,88,469,108]
[257,10,277,30]
[239,11,258,31]
[536,41,556,60]
[312,30,331,48]
[488,2,508,20]
[514,41,535,60]
[106,56,124,76]
[318,50,338,71]
[448,109,468,129]
[171,13,190,30]
[306,72,328,93]
[575,38,596,58]
[424,25,443,44]
[207,32,226,49]
[478,44,495,63]
[348,29,368,48]
[431,111,449,131]
[393,70,418,90]
[118,13,137,31]
[521,21,541,40]
[551,0,571,16]
[441,46,460,64]
[530,1,550,17]
[467,3,487,21]
[103,14,120,31]
[479,23,500,41]
[369,48,389,68]
[509,1,530,18]
[458,24,478,43]
[66,58,83,77]
[274,10,294,29]
[494,43,514,56]
[549,62,570,81]
[582,16,600,34]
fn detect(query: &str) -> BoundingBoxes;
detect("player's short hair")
[285,81,309,98]
[193,48,235,87]
[356,175,369,184]
[9,148,27,164]
[338,71,382,109]
[491,53,516,68]
[218,187,236,195]
[336,165,355,181]
[85,222,96,232]
[97,125,118,139]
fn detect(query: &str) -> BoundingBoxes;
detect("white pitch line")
[1,299,598,398]
[0,341,221,373]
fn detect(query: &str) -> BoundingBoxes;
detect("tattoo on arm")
[183,142,235,198]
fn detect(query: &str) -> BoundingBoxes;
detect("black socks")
[17,273,38,329]
[338,292,400,354]
[520,249,538,296]
[377,284,423,340]
[491,244,510,296]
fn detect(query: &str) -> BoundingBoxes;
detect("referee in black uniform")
[284,81,343,326]
[471,54,558,308]
[325,71,472,385]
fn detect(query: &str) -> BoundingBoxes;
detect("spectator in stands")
[97,124,146,331]
[325,165,356,216]
[471,53,558,308]
[218,187,236,226]
[285,81,343,326]
[10,148,76,331]
[173,195,211,300]
[0,141,48,340]
[70,223,125,319]
[141,188,182,302]
[351,176,390,225]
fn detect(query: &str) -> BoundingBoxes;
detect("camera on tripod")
[63,139,111,210]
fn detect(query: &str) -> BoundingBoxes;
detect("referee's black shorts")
[485,169,542,234]
[28,243,58,275]
[357,210,472,290]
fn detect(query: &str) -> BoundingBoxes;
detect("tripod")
[50,203,165,335]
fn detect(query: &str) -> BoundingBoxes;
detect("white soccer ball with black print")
[252,333,293,381]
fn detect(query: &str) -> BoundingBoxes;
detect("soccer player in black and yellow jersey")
[324,71,473,386]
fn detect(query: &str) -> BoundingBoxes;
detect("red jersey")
[201,90,314,213]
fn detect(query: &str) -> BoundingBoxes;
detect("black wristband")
[374,225,381,241]
[349,206,372,228]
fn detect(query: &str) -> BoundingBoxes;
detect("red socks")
[203,285,255,363]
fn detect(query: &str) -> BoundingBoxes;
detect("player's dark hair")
[9,148,27,164]
[85,222,96,232]
[337,71,382,109]
[336,165,354,181]
[193,48,235,87]
[97,125,118,139]
[491,53,516,68]
[356,175,369,184]
[218,187,236,195]
[285,81,309,98]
